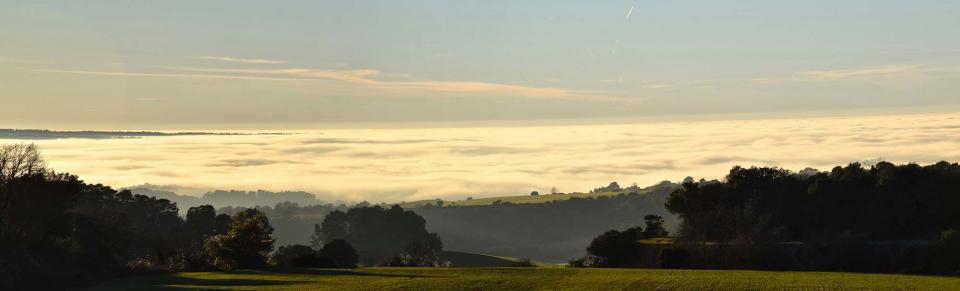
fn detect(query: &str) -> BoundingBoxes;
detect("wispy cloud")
[169,66,379,83]
[34,64,641,102]
[195,56,290,64]
[798,65,915,79]
[33,69,309,82]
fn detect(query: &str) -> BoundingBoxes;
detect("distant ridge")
[0,128,293,140]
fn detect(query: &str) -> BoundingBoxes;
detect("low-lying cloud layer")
[9,113,960,203]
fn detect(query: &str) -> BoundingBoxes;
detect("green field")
[83,268,960,290]
[394,190,643,208]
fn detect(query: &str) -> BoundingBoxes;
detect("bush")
[204,209,275,270]
[657,247,690,269]
[272,245,333,269]
[319,239,359,268]
[567,255,602,268]
[512,258,535,267]
[272,240,358,269]
[936,229,960,273]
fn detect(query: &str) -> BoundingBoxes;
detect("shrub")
[319,239,359,268]
[204,209,275,270]
[567,255,602,268]
[657,247,690,269]
[512,258,535,267]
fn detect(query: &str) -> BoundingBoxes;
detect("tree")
[0,143,45,184]
[550,187,558,194]
[592,182,622,193]
[585,226,643,267]
[0,143,47,236]
[319,239,359,268]
[311,210,347,249]
[530,191,539,196]
[272,244,331,269]
[938,229,960,272]
[642,215,669,238]
[185,205,218,237]
[204,208,275,270]
[313,205,442,264]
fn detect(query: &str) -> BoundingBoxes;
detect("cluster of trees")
[660,162,960,272]
[415,182,678,262]
[574,162,960,273]
[0,144,349,289]
[312,205,446,266]
[271,239,358,269]
[128,185,338,212]
[667,162,960,243]
[589,181,647,194]
[569,215,670,268]
[218,202,348,247]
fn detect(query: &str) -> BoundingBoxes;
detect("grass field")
[395,189,643,208]
[83,267,960,290]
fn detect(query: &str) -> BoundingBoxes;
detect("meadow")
[83,268,960,290]
[396,190,637,208]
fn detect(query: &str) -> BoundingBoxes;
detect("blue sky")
[1,0,959,128]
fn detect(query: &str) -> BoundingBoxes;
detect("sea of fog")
[6,112,960,203]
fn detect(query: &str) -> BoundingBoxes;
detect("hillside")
[394,190,645,209]
[438,251,546,267]
[83,268,960,290]
[414,182,679,263]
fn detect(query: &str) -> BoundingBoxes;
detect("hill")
[413,182,679,263]
[438,251,544,267]
[394,190,642,208]
[82,268,960,290]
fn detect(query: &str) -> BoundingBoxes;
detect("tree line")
[579,161,960,273]
[0,144,376,290]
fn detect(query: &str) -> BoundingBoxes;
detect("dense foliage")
[218,202,348,247]
[271,239,358,269]
[204,209,276,270]
[0,144,279,289]
[667,162,960,242]
[571,215,669,267]
[313,205,443,265]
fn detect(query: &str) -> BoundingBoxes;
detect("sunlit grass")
[396,190,642,208]
[84,267,960,290]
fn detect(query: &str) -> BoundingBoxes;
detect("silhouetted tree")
[204,208,275,270]
[585,226,643,267]
[642,215,669,238]
[314,205,441,264]
[272,244,331,269]
[319,239,359,268]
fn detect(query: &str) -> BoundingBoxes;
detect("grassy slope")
[84,268,960,291]
[439,251,521,267]
[394,189,645,209]
[439,251,551,267]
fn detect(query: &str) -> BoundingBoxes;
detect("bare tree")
[0,143,46,184]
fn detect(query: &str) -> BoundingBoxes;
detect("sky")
[1,1,960,202]
[1,0,959,129]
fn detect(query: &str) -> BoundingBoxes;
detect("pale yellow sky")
[2,1,959,128]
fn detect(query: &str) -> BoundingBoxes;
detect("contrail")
[626,5,635,22]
